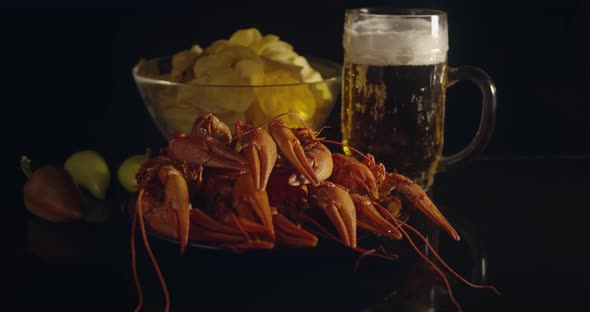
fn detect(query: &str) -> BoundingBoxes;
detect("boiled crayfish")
[131,113,499,312]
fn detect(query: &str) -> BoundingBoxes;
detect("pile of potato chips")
[152,28,334,131]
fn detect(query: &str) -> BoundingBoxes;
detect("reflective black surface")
[10,1,590,311]
[20,157,590,311]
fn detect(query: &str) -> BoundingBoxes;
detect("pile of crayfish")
[131,113,499,312]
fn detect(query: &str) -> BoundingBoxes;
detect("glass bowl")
[132,56,342,138]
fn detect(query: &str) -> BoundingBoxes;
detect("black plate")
[122,194,478,312]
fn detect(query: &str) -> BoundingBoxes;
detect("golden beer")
[341,61,447,188]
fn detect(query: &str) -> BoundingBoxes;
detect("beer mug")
[341,8,496,188]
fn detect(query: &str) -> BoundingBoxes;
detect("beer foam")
[344,18,448,66]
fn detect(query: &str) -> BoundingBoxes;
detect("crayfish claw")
[138,165,192,255]
[169,133,247,171]
[311,182,357,248]
[269,119,321,186]
[235,120,277,191]
[162,167,191,254]
[388,173,460,241]
[350,194,402,240]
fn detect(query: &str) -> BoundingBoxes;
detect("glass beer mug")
[341,8,496,188]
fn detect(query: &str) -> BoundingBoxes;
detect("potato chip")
[204,40,232,54]
[250,34,280,54]
[249,68,317,128]
[148,27,334,131]
[262,57,303,83]
[187,43,265,112]
[260,40,294,55]
[291,55,332,107]
[177,83,256,114]
[191,44,203,54]
[228,28,263,47]
[235,59,265,85]
[260,41,298,64]
[170,47,202,82]
[252,86,316,128]
[193,44,264,85]
[292,55,322,82]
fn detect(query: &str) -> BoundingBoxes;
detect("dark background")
[7,0,590,311]
[6,0,590,165]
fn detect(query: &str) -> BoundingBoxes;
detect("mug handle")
[438,66,497,172]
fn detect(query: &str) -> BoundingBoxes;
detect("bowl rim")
[132,55,342,88]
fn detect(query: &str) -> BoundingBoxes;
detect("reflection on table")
[24,157,590,311]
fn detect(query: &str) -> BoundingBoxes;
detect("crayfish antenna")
[136,189,171,312]
[397,219,502,296]
[373,202,501,312]
[377,203,461,311]
[131,203,143,312]
[300,215,398,270]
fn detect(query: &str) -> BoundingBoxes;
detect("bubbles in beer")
[341,62,446,188]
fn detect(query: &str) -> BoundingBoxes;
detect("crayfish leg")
[273,212,318,248]
[189,208,247,244]
[232,173,275,240]
[331,153,380,199]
